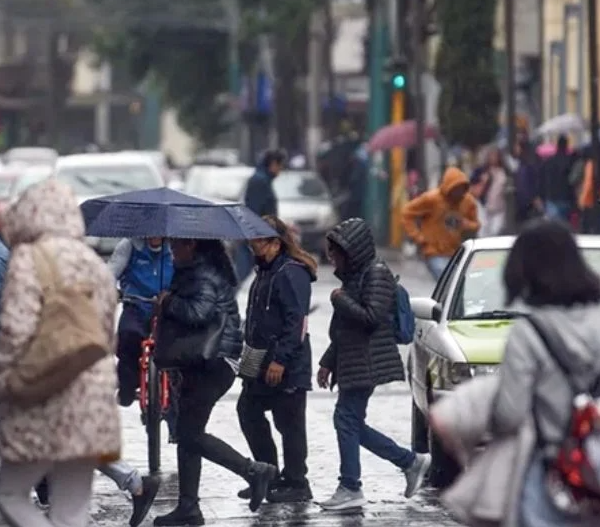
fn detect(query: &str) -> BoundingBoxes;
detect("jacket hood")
[326,217,375,272]
[440,167,469,197]
[188,241,238,288]
[2,178,85,247]
[532,304,600,388]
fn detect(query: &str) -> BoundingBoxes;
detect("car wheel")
[411,400,429,453]
[427,426,461,489]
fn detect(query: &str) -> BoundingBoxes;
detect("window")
[273,171,329,200]
[55,165,161,195]
[432,248,464,306]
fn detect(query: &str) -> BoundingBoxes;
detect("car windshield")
[185,167,251,201]
[0,177,15,199]
[55,165,160,195]
[451,248,600,320]
[10,170,52,197]
[274,171,329,200]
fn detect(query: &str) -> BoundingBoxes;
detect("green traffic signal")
[392,74,406,89]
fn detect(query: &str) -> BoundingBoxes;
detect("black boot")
[130,476,160,527]
[237,473,282,500]
[246,461,277,512]
[268,479,313,503]
[154,448,204,526]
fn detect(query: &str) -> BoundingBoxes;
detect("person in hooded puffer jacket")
[317,218,431,510]
[0,179,121,527]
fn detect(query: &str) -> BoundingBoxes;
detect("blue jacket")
[0,239,10,296]
[245,253,315,391]
[109,239,174,317]
[244,167,278,217]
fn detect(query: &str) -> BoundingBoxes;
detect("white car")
[54,152,164,254]
[407,235,600,488]
[4,147,58,167]
[184,166,338,258]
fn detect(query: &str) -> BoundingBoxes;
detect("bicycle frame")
[139,317,170,413]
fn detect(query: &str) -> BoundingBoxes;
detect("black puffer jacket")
[161,245,243,361]
[319,218,404,390]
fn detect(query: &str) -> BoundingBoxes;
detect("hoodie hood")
[2,178,85,247]
[532,304,600,388]
[440,167,469,197]
[326,217,376,273]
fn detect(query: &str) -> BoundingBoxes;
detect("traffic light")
[392,73,406,90]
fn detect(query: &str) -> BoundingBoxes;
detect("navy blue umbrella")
[80,187,277,240]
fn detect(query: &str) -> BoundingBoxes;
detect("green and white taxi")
[407,235,600,487]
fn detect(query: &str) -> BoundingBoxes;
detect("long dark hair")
[503,219,600,307]
[263,215,318,277]
[194,239,238,287]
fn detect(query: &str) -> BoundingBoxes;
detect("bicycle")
[119,293,170,475]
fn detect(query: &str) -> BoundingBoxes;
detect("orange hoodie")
[579,160,595,210]
[401,167,480,257]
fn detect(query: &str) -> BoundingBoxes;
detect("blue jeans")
[520,453,596,527]
[334,388,416,491]
[425,256,451,282]
[545,201,571,222]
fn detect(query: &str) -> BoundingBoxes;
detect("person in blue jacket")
[234,149,286,287]
[108,237,174,407]
[0,237,9,294]
[236,215,317,504]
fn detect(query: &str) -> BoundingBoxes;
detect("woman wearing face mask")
[236,216,317,504]
[152,238,276,527]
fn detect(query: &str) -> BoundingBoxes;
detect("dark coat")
[245,252,315,391]
[320,218,404,391]
[161,247,243,362]
[244,167,278,218]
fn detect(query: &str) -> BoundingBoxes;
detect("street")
[28,258,461,527]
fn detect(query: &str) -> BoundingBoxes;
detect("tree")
[435,0,500,150]
[92,0,318,147]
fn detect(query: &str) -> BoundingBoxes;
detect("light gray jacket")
[433,304,600,527]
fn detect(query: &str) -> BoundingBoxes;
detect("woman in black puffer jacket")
[153,239,276,527]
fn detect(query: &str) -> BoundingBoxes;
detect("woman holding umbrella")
[153,238,276,527]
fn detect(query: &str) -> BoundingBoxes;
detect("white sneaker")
[319,485,367,510]
[403,453,431,498]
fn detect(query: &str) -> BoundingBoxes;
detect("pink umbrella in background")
[536,142,573,159]
[367,120,439,152]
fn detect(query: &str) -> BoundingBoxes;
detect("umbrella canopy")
[535,113,586,137]
[80,187,277,240]
[367,120,438,152]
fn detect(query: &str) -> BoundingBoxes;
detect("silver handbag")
[238,343,268,380]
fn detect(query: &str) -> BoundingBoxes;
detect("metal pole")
[307,8,324,168]
[94,61,112,147]
[411,0,426,192]
[324,0,336,137]
[538,0,545,124]
[389,89,405,247]
[504,0,518,233]
[587,0,600,226]
[45,25,59,148]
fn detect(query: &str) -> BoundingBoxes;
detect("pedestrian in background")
[539,135,576,221]
[234,149,286,287]
[401,167,480,280]
[153,238,275,527]
[318,218,431,510]
[0,179,121,527]
[480,148,507,236]
[513,140,544,226]
[237,216,317,504]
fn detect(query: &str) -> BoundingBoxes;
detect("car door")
[411,248,465,411]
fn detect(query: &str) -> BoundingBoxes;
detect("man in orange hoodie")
[401,167,480,280]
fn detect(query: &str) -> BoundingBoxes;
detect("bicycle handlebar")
[119,292,157,304]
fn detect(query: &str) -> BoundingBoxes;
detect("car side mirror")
[411,297,442,323]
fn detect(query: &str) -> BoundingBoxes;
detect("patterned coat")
[0,179,121,464]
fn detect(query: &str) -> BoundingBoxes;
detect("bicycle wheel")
[146,358,161,474]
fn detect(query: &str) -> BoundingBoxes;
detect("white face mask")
[148,243,163,253]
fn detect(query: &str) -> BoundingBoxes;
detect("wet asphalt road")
[8,258,465,526]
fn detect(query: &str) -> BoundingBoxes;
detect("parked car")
[184,166,338,258]
[407,235,600,488]
[4,147,58,167]
[54,152,164,254]
[0,166,27,213]
[7,165,53,204]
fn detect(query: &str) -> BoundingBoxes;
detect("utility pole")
[94,61,112,147]
[504,0,518,234]
[324,0,336,138]
[307,8,325,168]
[411,0,426,192]
[365,1,389,243]
[45,25,60,148]
[224,0,242,150]
[588,0,600,229]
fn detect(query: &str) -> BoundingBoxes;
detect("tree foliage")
[92,0,318,147]
[435,0,500,150]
